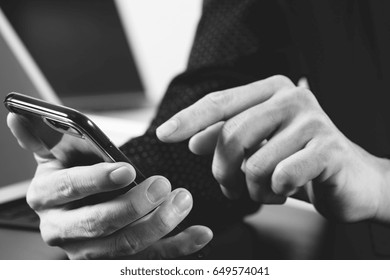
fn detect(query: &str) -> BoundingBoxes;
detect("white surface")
[245,198,327,259]
[0,180,29,204]
[115,0,202,103]
[88,113,149,146]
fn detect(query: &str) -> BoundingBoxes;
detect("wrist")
[372,157,390,224]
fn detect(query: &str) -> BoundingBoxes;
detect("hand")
[157,75,390,223]
[7,113,212,259]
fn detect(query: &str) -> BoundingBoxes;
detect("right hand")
[7,113,213,259]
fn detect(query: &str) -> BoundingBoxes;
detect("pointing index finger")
[156,75,294,143]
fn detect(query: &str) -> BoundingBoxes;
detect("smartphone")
[4,92,145,187]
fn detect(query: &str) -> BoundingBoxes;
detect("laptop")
[0,0,150,111]
[0,1,152,233]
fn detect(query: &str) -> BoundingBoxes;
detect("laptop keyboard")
[0,199,40,231]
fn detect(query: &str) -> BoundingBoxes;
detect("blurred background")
[0,0,326,260]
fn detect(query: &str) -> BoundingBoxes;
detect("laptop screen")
[0,0,145,110]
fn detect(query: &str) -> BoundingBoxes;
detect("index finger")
[27,162,136,209]
[156,75,294,142]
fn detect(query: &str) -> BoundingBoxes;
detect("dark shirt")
[121,0,390,259]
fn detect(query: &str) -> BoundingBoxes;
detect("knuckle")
[57,171,79,199]
[207,90,232,108]
[308,113,327,127]
[274,88,296,108]
[155,211,175,234]
[63,169,101,199]
[295,87,315,101]
[318,149,331,167]
[245,156,267,182]
[295,88,319,108]
[81,210,106,238]
[310,139,333,166]
[26,186,40,210]
[86,174,99,191]
[117,233,141,255]
[40,220,62,246]
[316,144,330,164]
[299,113,328,137]
[262,105,281,127]
[57,170,98,199]
[270,75,294,88]
[322,135,348,157]
[205,90,232,118]
[275,87,316,110]
[123,199,142,221]
[220,118,242,146]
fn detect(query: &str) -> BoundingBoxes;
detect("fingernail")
[156,119,179,139]
[173,191,192,214]
[110,166,134,185]
[147,179,171,203]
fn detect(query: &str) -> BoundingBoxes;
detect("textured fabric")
[120,0,276,231]
[121,0,390,258]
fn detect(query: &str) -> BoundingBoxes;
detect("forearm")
[374,156,390,224]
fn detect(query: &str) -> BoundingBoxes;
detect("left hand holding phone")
[7,113,213,259]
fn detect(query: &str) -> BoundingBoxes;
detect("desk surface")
[0,228,66,260]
